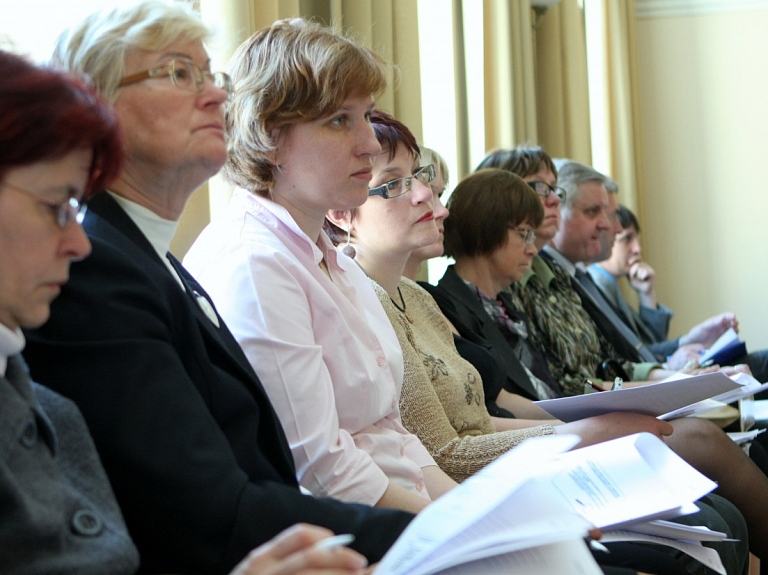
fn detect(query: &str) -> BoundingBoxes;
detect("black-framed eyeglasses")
[527,180,566,203]
[368,164,436,199]
[119,59,233,99]
[2,181,87,228]
[509,226,536,246]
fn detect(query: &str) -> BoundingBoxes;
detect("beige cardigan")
[372,277,556,482]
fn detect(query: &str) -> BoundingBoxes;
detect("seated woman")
[325,113,752,574]
[0,49,370,575]
[423,155,767,563]
[0,48,137,575]
[184,19,457,513]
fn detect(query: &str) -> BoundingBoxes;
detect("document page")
[541,433,716,528]
[535,373,739,422]
[377,433,717,575]
[601,531,725,574]
[437,539,603,575]
[376,435,589,575]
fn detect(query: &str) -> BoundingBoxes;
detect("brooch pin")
[193,291,220,328]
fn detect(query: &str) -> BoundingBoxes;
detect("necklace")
[389,286,413,324]
[389,286,407,313]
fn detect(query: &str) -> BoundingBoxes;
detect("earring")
[341,229,356,258]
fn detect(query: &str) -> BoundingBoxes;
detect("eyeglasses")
[368,164,436,199]
[509,226,536,246]
[527,180,566,203]
[119,59,233,99]
[2,181,87,228]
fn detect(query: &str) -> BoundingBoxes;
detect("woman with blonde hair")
[185,18,457,514]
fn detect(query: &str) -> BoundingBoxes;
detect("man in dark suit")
[23,3,412,574]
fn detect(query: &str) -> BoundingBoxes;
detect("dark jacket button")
[70,509,103,536]
[20,420,37,448]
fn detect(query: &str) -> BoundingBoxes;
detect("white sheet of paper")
[729,429,766,444]
[375,435,584,575]
[436,539,602,575]
[625,519,726,541]
[542,433,716,529]
[534,373,739,422]
[601,531,726,575]
[699,328,740,365]
[754,400,768,420]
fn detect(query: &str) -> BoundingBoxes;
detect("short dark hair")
[370,109,420,161]
[0,50,123,197]
[324,110,420,246]
[616,205,640,233]
[444,168,543,259]
[475,146,557,180]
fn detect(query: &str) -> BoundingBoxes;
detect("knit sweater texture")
[372,277,556,482]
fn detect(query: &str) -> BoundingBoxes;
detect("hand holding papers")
[699,328,747,367]
[377,433,729,575]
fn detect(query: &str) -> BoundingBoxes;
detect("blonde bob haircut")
[223,18,389,193]
[419,146,449,189]
[52,0,211,103]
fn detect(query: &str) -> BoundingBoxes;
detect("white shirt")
[184,190,434,505]
[0,323,24,377]
[108,192,182,287]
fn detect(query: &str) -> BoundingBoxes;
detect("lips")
[417,211,434,223]
[352,167,373,180]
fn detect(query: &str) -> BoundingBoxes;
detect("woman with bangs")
[324,114,754,575]
[326,111,682,479]
[185,19,457,514]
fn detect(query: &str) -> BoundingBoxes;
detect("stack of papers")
[377,433,728,575]
[533,371,768,423]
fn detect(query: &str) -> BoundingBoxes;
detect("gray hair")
[557,160,614,215]
[51,0,211,104]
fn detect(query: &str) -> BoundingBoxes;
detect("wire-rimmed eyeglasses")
[527,180,566,203]
[509,226,536,246]
[119,59,233,99]
[368,164,436,199]
[2,181,86,228]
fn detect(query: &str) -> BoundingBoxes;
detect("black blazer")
[422,266,543,402]
[24,193,412,574]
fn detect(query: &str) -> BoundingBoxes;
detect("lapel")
[437,267,542,401]
[85,193,270,399]
[545,252,656,363]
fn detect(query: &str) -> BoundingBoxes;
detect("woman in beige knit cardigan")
[325,111,674,482]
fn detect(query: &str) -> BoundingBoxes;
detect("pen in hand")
[312,533,355,551]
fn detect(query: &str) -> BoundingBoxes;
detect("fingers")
[230,525,368,575]
[260,546,368,575]
[264,524,336,560]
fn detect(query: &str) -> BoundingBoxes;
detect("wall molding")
[636,0,768,19]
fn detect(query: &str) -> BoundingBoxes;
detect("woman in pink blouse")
[184,19,457,513]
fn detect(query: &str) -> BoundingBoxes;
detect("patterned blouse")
[505,255,618,396]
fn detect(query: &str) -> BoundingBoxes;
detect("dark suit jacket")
[422,266,545,402]
[587,267,679,360]
[23,193,412,574]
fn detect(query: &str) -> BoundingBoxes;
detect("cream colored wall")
[635,7,768,350]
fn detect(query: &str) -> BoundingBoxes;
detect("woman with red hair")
[0,49,134,573]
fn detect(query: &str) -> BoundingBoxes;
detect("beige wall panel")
[636,9,768,348]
